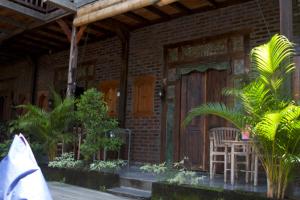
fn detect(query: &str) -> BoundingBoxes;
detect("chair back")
[209,127,240,147]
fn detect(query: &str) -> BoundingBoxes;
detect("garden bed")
[41,166,119,190]
[152,182,293,200]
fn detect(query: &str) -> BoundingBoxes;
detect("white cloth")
[0,134,52,200]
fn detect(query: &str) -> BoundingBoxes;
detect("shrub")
[89,160,126,172]
[48,153,84,169]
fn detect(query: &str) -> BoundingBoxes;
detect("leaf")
[254,112,281,141]
[183,103,245,130]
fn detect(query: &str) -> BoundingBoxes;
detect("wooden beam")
[34,30,70,43]
[280,0,293,38]
[57,19,72,41]
[90,23,114,35]
[73,0,159,27]
[156,0,179,6]
[146,5,170,18]
[77,0,122,16]
[0,16,27,29]
[66,25,78,97]
[169,2,190,13]
[76,26,87,43]
[45,9,70,21]
[44,0,77,12]
[118,29,130,128]
[57,19,87,44]
[280,0,293,94]
[22,34,65,48]
[0,0,45,20]
[124,12,150,24]
[206,0,218,8]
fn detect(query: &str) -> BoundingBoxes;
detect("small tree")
[184,35,300,199]
[76,88,118,160]
[10,90,75,161]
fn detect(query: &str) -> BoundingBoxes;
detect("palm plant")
[10,90,75,161]
[184,34,300,199]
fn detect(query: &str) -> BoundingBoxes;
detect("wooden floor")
[48,182,133,200]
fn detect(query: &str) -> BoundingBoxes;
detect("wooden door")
[206,69,228,129]
[179,72,206,170]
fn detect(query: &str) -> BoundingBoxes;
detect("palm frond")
[254,112,282,141]
[241,80,272,117]
[49,87,62,108]
[251,34,295,92]
[183,103,245,129]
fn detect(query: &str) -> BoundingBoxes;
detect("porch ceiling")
[0,0,251,64]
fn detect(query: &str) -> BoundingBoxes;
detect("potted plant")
[184,35,300,199]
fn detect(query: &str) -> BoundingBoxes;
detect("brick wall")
[0,0,280,163]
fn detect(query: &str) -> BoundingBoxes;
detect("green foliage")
[184,34,299,199]
[140,161,204,185]
[76,88,118,160]
[140,162,168,174]
[0,140,11,159]
[89,160,126,172]
[48,153,84,169]
[10,90,75,161]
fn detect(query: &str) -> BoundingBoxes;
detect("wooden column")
[66,25,78,97]
[118,30,130,127]
[280,0,297,99]
[29,56,38,104]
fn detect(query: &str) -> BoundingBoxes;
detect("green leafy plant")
[89,160,126,172]
[184,34,300,199]
[140,161,204,185]
[76,88,118,160]
[48,152,84,169]
[0,140,11,159]
[140,162,168,174]
[10,90,75,161]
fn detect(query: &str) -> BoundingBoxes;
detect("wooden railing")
[9,0,57,13]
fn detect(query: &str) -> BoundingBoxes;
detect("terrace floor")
[117,165,300,199]
[48,182,133,200]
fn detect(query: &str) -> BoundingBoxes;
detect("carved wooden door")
[179,72,206,170]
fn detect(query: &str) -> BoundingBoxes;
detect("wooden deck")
[48,182,133,200]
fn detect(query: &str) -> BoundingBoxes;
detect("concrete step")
[119,176,154,191]
[107,186,151,200]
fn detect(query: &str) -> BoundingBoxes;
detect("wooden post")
[279,0,296,99]
[66,25,78,97]
[27,56,38,104]
[118,29,130,128]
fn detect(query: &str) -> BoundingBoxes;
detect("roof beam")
[170,2,190,13]
[43,0,77,12]
[0,0,45,21]
[124,12,150,24]
[0,16,27,29]
[146,5,170,18]
[206,0,218,8]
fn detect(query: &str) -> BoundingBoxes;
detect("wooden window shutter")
[133,75,156,117]
[98,80,119,117]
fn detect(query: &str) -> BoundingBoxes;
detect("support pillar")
[279,0,297,99]
[118,30,130,128]
[66,25,78,97]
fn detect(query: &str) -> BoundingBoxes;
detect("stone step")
[107,186,151,200]
[119,176,154,191]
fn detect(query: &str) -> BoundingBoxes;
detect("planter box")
[41,166,119,190]
[152,182,271,200]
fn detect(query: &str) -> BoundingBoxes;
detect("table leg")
[224,145,227,183]
[254,153,258,186]
[231,144,235,185]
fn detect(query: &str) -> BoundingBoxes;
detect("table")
[223,140,258,186]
